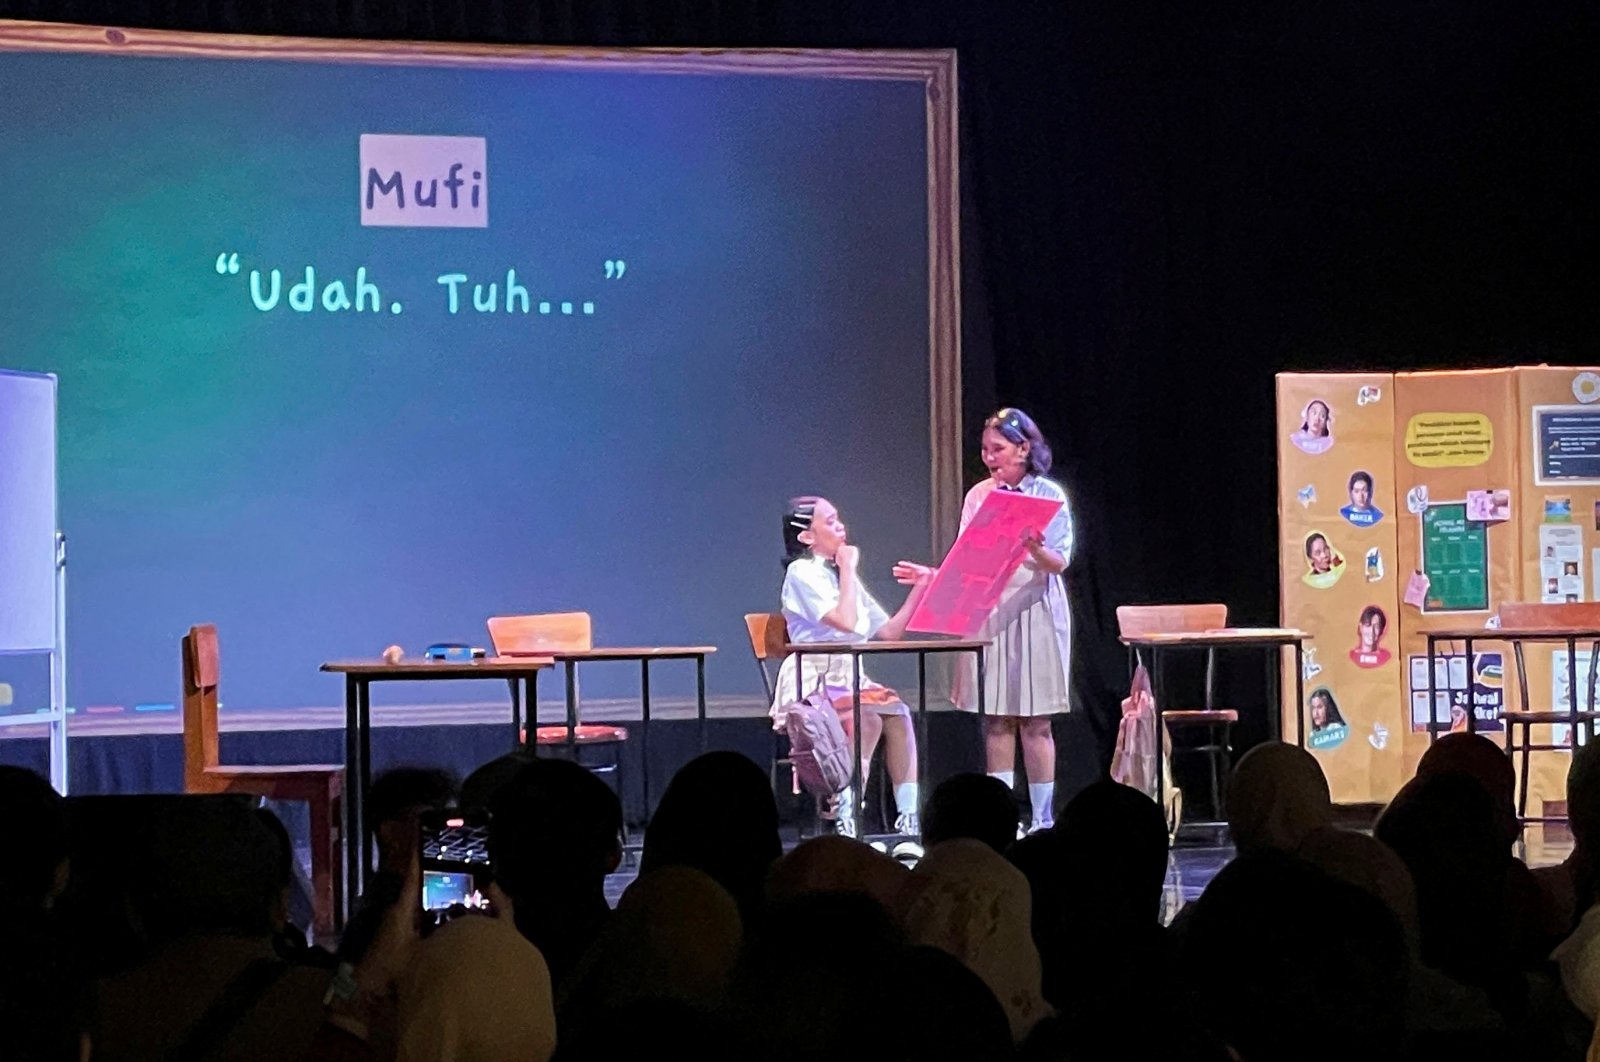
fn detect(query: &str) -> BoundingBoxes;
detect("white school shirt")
[782,553,889,644]
[768,554,891,725]
[959,474,1075,567]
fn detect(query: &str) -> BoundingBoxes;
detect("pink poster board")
[907,489,1063,636]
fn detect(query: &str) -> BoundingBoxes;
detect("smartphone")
[418,807,492,915]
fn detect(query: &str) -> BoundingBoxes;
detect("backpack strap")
[167,956,290,1062]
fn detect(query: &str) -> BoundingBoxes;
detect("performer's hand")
[894,561,935,586]
[835,544,861,572]
[1021,527,1045,552]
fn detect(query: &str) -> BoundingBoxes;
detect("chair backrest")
[1115,603,1229,638]
[486,612,593,656]
[744,612,790,703]
[182,624,221,785]
[1498,601,1600,631]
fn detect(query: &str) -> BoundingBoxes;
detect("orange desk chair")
[1115,604,1239,823]
[1494,602,1600,821]
[486,612,629,805]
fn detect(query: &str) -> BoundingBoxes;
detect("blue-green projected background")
[0,50,933,711]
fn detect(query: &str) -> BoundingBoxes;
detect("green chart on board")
[1422,502,1489,612]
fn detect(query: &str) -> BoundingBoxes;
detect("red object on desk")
[906,489,1063,637]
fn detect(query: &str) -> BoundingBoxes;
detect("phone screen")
[422,870,488,912]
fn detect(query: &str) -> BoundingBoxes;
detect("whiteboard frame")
[0,368,67,794]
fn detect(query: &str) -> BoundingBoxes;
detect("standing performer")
[956,408,1075,835]
[769,496,934,838]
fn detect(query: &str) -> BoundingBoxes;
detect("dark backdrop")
[4,0,1594,795]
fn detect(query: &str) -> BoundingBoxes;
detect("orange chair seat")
[525,724,629,745]
[194,765,343,804]
[1500,710,1600,724]
[1161,709,1239,724]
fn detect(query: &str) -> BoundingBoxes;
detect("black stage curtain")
[5,0,1595,794]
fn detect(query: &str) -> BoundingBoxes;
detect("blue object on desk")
[424,644,486,662]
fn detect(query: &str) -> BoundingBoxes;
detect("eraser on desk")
[424,644,486,661]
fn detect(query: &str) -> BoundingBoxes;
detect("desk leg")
[640,659,652,826]
[1588,642,1600,746]
[696,653,708,755]
[1570,638,1581,748]
[565,661,579,745]
[975,647,986,717]
[852,654,864,838]
[343,676,361,916]
[1427,636,1439,743]
[510,678,523,747]
[1294,641,1305,747]
[1266,647,1282,742]
[1465,637,1477,734]
[358,678,374,888]
[917,651,929,840]
[526,672,539,750]
[1151,649,1165,833]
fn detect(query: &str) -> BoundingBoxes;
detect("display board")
[1420,503,1489,612]
[1276,372,1405,802]
[1533,404,1600,485]
[0,370,57,653]
[1281,366,1600,812]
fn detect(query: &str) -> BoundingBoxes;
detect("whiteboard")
[0,370,57,652]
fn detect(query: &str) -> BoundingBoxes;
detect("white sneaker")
[890,840,924,865]
[1028,818,1053,836]
[834,790,857,839]
[893,812,920,836]
[1016,822,1028,842]
[869,840,889,854]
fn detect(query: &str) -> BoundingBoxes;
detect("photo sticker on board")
[1546,496,1574,523]
[1406,485,1429,514]
[1365,547,1384,582]
[1350,605,1392,668]
[1340,470,1384,527]
[1574,372,1600,404]
[1466,488,1511,523]
[1308,687,1350,750]
[1290,399,1334,455]
[1302,532,1345,589]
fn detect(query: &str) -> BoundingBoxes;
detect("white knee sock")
[894,782,919,816]
[990,770,1016,790]
[1028,782,1056,826]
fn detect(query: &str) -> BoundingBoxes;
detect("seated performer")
[769,496,934,838]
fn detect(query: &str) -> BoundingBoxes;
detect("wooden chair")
[181,624,343,936]
[485,612,628,794]
[1115,604,1239,823]
[1494,602,1600,821]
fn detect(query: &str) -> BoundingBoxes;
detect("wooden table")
[1116,628,1312,835]
[538,646,717,850]
[321,657,555,908]
[784,638,989,840]
[323,645,716,900]
[1425,625,1600,739]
